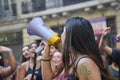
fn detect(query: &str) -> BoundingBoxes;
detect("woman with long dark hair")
[21,45,30,63]
[41,17,111,80]
[18,41,43,80]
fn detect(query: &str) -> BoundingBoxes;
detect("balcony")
[20,0,114,19]
[0,0,117,21]
[22,0,93,14]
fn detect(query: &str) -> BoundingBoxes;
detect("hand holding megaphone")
[27,17,61,46]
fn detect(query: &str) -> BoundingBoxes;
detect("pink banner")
[89,17,106,35]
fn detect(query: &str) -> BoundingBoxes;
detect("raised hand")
[102,27,111,38]
[0,46,11,53]
[41,41,52,60]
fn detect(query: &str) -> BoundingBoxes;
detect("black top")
[112,49,120,80]
[26,67,42,80]
[69,55,88,80]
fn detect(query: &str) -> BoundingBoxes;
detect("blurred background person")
[99,27,120,80]
[0,46,17,80]
[18,41,42,80]
[21,45,30,64]
[0,52,4,68]
[51,51,63,80]
[16,44,31,80]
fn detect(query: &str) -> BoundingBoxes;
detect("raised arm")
[99,27,112,56]
[17,62,27,80]
[0,46,17,78]
[41,42,54,80]
[77,58,101,80]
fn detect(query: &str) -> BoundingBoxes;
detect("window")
[32,0,45,12]
[106,17,116,48]
[4,0,9,10]
[45,0,63,9]
[63,0,91,6]
[0,31,23,45]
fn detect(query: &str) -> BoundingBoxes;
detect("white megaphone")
[27,17,61,45]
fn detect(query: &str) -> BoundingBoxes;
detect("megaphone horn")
[27,17,61,45]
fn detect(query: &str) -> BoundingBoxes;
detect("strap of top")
[70,55,88,80]
[74,55,88,71]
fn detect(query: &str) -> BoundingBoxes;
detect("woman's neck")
[30,58,34,63]
[29,57,40,70]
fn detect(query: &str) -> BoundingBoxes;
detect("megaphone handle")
[35,45,44,54]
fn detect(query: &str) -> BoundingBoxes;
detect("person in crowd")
[49,45,59,56]
[109,62,119,80]
[21,45,30,63]
[51,51,63,80]
[0,46,17,80]
[0,52,4,68]
[41,17,111,80]
[15,45,31,80]
[0,52,15,80]
[99,27,120,80]
[17,41,42,80]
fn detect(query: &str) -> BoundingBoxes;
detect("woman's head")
[49,46,58,56]
[61,17,97,66]
[29,41,38,58]
[61,17,95,54]
[52,51,62,67]
[21,45,30,63]
[22,45,30,59]
[61,17,110,79]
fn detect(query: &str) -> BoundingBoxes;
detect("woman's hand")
[102,27,111,38]
[116,34,120,38]
[41,41,52,59]
[24,74,36,80]
[0,46,11,53]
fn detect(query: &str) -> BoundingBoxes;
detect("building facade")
[0,0,120,61]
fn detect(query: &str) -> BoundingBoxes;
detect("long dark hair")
[62,17,111,80]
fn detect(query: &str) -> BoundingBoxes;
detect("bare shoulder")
[17,62,28,75]
[78,57,97,67]
[76,58,101,80]
[19,61,29,69]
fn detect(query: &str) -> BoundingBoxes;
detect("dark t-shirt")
[112,49,120,80]
[26,67,42,80]
[112,49,120,64]
[109,65,119,78]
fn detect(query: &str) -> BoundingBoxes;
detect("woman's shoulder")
[78,57,94,64]
[21,61,29,66]
[76,58,101,79]
[77,57,99,70]
[18,61,29,69]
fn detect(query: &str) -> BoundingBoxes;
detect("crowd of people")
[0,17,119,80]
